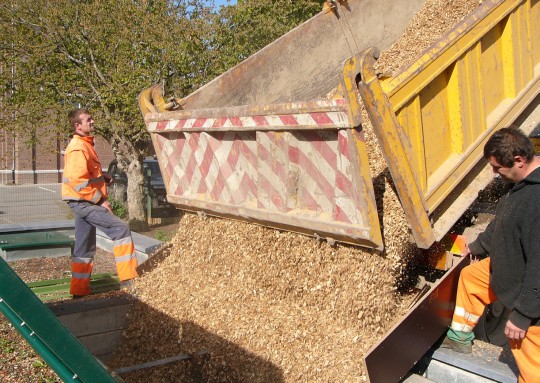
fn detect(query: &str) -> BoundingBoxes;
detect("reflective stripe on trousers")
[113,236,138,282]
[71,256,93,296]
[453,258,540,383]
[68,201,138,295]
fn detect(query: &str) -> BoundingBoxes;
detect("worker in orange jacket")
[62,108,138,297]
[442,127,540,382]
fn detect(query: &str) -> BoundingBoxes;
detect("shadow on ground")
[106,298,284,383]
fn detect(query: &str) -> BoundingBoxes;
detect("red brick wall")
[0,127,114,185]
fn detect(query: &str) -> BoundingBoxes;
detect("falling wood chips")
[107,1,481,382]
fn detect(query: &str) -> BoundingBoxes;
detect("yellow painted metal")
[533,0,540,68]
[342,56,383,249]
[359,0,540,248]
[342,56,364,128]
[138,86,158,115]
[357,48,435,249]
[533,137,540,154]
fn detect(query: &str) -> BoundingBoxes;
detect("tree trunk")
[125,158,148,232]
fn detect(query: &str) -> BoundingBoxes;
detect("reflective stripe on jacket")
[62,135,107,204]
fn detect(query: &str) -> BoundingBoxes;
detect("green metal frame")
[0,231,74,250]
[0,257,122,383]
[28,273,120,302]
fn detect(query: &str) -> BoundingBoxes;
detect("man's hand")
[460,244,471,257]
[505,319,527,342]
[461,244,482,263]
[101,199,113,213]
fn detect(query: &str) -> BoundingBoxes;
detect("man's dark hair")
[68,108,91,130]
[484,126,535,167]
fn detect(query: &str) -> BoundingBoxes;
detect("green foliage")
[1,0,326,143]
[0,0,210,225]
[1,0,325,222]
[0,336,15,354]
[108,196,127,219]
[32,359,46,368]
[0,0,205,146]
[154,229,171,242]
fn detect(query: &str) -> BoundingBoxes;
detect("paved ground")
[0,183,71,226]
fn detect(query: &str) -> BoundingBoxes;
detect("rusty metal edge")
[168,202,380,250]
[144,99,350,123]
[363,255,469,382]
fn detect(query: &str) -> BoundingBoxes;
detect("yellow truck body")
[358,0,540,248]
[140,0,540,250]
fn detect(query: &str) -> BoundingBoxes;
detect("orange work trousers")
[450,258,540,383]
[68,201,138,296]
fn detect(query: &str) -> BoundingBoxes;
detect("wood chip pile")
[107,1,481,381]
[375,0,483,76]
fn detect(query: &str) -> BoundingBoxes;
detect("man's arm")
[467,218,496,257]
[505,320,527,341]
[509,212,540,332]
[64,150,93,200]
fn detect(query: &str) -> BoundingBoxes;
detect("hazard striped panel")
[146,99,382,249]
[146,99,351,132]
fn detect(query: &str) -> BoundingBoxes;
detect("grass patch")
[154,230,171,242]
[108,197,127,219]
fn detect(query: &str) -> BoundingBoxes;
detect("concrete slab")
[1,246,73,262]
[0,231,74,262]
[48,295,132,362]
[401,373,436,382]
[0,220,75,238]
[427,342,518,383]
[0,220,75,232]
[0,220,163,265]
[426,360,497,383]
[462,224,490,244]
[96,229,162,265]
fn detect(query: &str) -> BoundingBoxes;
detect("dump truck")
[140,0,539,251]
[139,0,540,381]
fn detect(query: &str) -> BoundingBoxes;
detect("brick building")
[0,126,114,186]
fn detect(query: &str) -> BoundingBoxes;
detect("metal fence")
[0,170,63,186]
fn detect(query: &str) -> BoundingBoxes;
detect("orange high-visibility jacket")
[62,135,107,204]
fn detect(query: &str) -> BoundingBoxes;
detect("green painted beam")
[0,257,122,383]
[0,231,74,250]
[27,273,116,288]
[28,274,121,301]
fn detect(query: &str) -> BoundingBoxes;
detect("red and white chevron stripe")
[153,129,364,225]
[148,98,375,243]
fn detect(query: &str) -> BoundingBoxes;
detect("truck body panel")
[182,0,425,108]
[146,98,383,248]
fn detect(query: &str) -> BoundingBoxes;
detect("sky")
[213,0,237,8]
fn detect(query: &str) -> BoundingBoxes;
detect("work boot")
[120,279,134,290]
[440,336,472,354]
